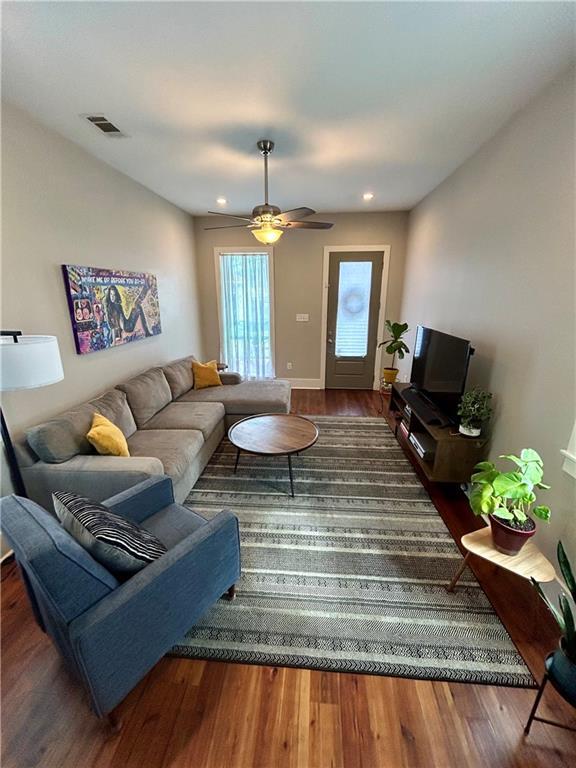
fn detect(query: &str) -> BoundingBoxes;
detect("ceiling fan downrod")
[257,139,274,206]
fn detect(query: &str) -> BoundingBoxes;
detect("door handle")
[327,332,334,344]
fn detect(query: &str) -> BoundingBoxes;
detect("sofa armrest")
[219,371,243,385]
[69,510,241,716]
[103,476,174,524]
[22,454,165,510]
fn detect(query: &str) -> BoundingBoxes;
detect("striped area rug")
[174,416,534,687]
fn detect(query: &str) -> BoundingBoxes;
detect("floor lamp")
[0,332,64,497]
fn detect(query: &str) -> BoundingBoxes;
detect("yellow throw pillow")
[192,360,222,390]
[86,413,130,457]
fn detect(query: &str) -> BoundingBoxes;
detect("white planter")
[459,424,481,438]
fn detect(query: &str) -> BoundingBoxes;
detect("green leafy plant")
[469,449,551,529]
[377,321,409,369]
[532,542,576,663]
[458,388,493,430]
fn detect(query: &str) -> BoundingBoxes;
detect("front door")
[325,251,383,389]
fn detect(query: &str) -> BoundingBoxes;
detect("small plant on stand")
[469,448,551,555]
[378,321,409,388]
[458,388,493,437]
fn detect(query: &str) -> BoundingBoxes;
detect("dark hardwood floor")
[2,389,575,768]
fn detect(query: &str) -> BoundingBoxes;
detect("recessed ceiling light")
[216,197,227,205]
[363,192,374,201]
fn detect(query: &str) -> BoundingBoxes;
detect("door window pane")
[335,261,372,357]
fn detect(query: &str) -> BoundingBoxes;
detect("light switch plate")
[296,313,309,322]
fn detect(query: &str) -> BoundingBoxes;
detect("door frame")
[320,245,391,390]
[213,246,276,375]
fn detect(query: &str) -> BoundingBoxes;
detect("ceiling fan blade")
[276,207,316,223]
[203,224,251,230]
[284,220,333,229]
[207,211,253,222]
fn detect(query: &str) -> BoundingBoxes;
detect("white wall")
[398,67,576,562]
[1,102,204,458]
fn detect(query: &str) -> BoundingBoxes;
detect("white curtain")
[219,251,274,378]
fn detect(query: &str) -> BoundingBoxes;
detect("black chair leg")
[524,673,548,735]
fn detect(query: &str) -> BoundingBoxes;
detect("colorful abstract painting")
[62,265,162,355]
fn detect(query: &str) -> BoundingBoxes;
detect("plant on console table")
[469,449,551,555]
[457,387,493,437]
[378,321,410,387]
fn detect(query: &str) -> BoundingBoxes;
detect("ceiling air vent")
[82,115,127,137]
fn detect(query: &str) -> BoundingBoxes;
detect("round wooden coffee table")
[228,413,319,497]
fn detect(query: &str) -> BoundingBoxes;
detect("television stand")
[401,386,451,427]
[389,382,488,483]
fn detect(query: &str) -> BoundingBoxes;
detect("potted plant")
[469,448,551,555]
[378,321,409,386]
[457,387,493,437]
[531,542,576,697]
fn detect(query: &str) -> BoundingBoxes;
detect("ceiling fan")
[205,139,334,244]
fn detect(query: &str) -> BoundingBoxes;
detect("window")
[215,249,274,378]
[335,260,372,357]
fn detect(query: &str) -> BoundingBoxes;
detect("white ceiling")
[3,2,575,214]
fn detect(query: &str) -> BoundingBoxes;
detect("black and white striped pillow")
[53,491,167,577]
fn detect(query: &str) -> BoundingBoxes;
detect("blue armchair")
[0,476,241,719]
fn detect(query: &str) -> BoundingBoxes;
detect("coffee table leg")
[287,454,295,497]
[234,448,241,474]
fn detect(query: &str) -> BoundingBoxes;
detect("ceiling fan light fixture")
[252,222,283,244]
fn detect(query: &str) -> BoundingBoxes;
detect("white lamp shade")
[0,335,64,391]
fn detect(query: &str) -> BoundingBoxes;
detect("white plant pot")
[459,424,481,438]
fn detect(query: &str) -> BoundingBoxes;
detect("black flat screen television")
[410,326,472,422]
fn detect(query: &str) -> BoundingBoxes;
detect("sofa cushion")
[141,402,225,440]
[177,379,291,415]
[53,491,166,577]
[140,503,206,549]
[26,389,136,464]
[162,356,195,399]
[92,389,137,439]
[117,368,172,427]
[127,429,204,481]
[219,372,243,385]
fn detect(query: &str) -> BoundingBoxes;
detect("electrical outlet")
[286,362,293,370]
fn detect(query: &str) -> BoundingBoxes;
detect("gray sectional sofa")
[17,356,291,508]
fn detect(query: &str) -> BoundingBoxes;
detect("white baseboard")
[285,378,323,389]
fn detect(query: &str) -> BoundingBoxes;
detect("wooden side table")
[447,526,556,592]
